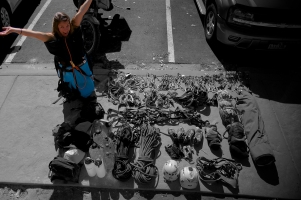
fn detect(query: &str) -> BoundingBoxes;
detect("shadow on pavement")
[208,41,300,71]
[0,0,41,64]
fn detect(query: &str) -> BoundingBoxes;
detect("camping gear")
[95,157,106,178]
[236,90,275,167]
[79,102,105,123]
[48,156,81,183]
[204,124,222,149]
[162,160,180,182]
[131,123,161,184]
[223,122,249,158]
[196,156,242,188]
[84,157,97,177]
[180,166,199,189]
[112,124,134,181]
[194,127,203,146]
[63,148,85,164]
[165,144,184,160]
[72,122,94,152]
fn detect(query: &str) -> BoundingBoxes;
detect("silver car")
[196,0,301,51]
[0,0,23,28]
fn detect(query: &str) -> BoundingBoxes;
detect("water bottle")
[84,157,96,177]
[95,157,106,178]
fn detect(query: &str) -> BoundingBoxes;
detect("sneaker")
[194,127,203,146]
[204,124,222,149]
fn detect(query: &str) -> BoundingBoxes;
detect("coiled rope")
[112,124,134,181]
[131,123,161,184]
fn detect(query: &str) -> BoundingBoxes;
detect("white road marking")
[4,0,53,64]
[166,0,175,63]
[195,0,206,15]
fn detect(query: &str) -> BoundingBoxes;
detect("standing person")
[0,0,106,128]
[0,0,95,100]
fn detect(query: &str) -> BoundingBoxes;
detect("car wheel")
[205,4,217,43]
[0,2,12,28]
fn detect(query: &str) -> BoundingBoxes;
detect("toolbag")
[48,156,81,183]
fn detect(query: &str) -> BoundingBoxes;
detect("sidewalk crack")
[0,76,18,113]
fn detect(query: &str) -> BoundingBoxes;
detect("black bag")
[54,132,73,151]
[108,14,132,41]
[48,156,81,183]
[79,102,105,123]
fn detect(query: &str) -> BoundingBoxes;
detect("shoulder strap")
[64,38,87,89]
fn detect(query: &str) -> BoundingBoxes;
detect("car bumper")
[216,15,301,51]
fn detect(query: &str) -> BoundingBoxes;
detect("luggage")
[48,156,81,183]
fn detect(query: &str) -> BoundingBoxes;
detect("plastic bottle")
[94,157,106,178]
[84,157,96,177]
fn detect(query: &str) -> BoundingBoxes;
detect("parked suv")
[0,0,23,30]
[197,0,301,50]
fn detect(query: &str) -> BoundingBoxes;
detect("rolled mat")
[236,90,275,167]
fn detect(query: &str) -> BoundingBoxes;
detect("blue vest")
[57,58,95,98]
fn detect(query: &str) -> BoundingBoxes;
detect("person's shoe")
[204,124,222,149]
[194,127,203,146]
[168,128,179,146]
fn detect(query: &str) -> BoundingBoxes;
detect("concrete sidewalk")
[0,63,300,200]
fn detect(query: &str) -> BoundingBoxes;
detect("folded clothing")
[63,148,86,164]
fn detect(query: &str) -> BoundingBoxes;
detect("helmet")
[180,166,199,189]
[162,160,180,182]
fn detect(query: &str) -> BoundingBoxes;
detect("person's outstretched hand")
[0,27,13,36]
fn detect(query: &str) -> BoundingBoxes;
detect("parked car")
[0,0,23,31]
[196,0,301,50]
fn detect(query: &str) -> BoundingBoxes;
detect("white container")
[95,157,106,178]
[84,157,96,177]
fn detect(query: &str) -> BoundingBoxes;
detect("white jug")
[84,157,96,177]
[95,157,106,178]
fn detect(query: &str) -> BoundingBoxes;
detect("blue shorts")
[58,59,95,98]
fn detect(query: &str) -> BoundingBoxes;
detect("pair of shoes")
[194,127,203,146]
[204,124,222,149]
[84,157,106,178]
[176,127,195,146]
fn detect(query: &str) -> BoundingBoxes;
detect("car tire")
[0,1,12,28]
[204,4,217,44]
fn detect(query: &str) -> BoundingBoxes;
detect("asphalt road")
[0,0,300,70]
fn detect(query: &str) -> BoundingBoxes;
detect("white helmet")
[180,166,199,189]
[162,160,180,182]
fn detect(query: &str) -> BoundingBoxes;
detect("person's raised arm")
[72,0,93,27]
[0,27,53,42]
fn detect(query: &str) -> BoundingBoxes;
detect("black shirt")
[44,27,86,66]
